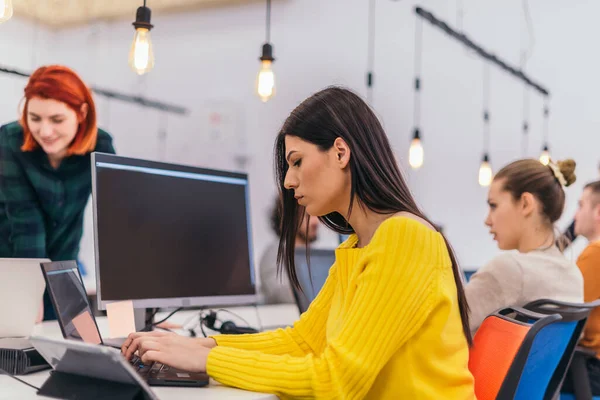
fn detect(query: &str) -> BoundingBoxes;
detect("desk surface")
[1,304,299,400]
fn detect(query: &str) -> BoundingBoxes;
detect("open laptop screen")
[41,261,102,345]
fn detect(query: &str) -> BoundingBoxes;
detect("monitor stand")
[133,308,153,332]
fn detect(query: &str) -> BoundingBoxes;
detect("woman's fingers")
[122,331,172,358]
[138,339,160,358]
[141,349,169,365]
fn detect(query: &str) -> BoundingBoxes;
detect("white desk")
[1,304,300,400]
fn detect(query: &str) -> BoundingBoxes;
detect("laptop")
[0,258,49,338]
[292,248,335,313]
[30,336,159,400]
[40,260,209,387]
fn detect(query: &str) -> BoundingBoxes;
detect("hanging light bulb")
[0,0,13,24]
[257,44,275,102]
[539,144,550,166]
[129,2,155,75]
[409,128,424,169]
[257,0,275,102]
[478,153,493,187]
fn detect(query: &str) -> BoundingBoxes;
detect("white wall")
[1,0,599,279]
[0,18,56,122]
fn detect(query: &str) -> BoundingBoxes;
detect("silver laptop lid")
[0,258,48,338]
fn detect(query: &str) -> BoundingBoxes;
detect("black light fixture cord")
[482,63,491,153]
[520,0,533,157]
[413,17,423,130]
[542,100,550,146]
[266,0,271,43]
[143,0,147,7]
[522,85,530,157]
[366,0,376,103]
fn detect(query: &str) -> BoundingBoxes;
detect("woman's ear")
[520,192,537,218]
[79,103,89,122]
[333,137,351,168]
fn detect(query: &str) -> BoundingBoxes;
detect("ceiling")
[13,0,262,28]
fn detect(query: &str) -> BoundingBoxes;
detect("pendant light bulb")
[478,154,493,187]
[129,6,155,75]
[408,128,424,169]
[0,0,13,24]
[539,144,550,166]
[257,44,275,102]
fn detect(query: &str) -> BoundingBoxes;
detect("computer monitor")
[91,153,257,310]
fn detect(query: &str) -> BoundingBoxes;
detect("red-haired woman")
[0,65,115,320]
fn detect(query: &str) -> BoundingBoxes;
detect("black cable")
[0,368,40,391]
[366,0,376,103]
[521,85,530,157]
[542,101,550,146]
[200,316,208,338]
[216,309,252,327]
[482,63,491,153]
[144,0,147,7]
[150,307,183,327]
[413,17,423,128]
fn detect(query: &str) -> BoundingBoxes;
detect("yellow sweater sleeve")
[212,264,337,356]
[207,219,441,399]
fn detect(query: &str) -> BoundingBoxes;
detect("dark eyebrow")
[286,151,297,162]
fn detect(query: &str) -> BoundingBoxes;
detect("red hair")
[20,65,97,155]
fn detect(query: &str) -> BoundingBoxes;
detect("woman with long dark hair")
[123,87,475,399]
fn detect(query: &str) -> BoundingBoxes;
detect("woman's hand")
[122,331,217,373]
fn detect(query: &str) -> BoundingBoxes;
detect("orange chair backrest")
[469,315,530,400]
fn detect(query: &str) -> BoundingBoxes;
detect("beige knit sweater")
[465,246,584,333]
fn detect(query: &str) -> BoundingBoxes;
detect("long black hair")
[274,86,472,345]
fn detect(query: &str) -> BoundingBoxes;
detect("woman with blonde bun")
[466,158,584,333]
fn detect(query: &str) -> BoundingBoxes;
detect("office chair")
[525,299,600,400]
[469,306,563,400]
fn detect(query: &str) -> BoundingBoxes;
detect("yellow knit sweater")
[207,217,475,399]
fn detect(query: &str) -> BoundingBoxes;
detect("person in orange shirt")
[574,180,600,393]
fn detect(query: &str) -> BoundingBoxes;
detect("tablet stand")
[38,370,146,400]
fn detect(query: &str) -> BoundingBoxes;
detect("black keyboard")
[130,355,166,379]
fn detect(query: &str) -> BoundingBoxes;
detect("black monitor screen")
[93,154,256,307]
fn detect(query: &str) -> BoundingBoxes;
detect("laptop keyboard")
[130,354,167,379]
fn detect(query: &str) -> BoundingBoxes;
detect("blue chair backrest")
[514,320,579,399]
[463,270,476,282]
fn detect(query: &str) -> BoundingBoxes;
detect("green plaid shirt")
[0,121,115,261]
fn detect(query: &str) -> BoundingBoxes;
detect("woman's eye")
[294,160,301,167]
